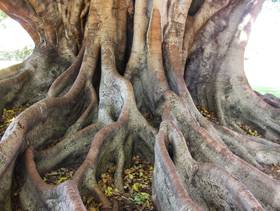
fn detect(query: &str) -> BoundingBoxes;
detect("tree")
[0,10,7,22]
[0,0,279,210]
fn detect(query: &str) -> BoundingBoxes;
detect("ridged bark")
[0,0,279,210]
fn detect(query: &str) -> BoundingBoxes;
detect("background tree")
[0,10,7,21]
[0,0,280,210]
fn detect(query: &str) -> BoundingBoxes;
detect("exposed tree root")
[216,125,280,167]
[154,121,263,210]
[0,45,91,209]
[159,92,280,209]
[257,92,280,109]
[186,0,280,141]
[0,49,71,118]
[0,0,279,210]
[21,148,86,211]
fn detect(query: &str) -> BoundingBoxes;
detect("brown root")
[0,0,279,210]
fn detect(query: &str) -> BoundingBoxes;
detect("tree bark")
[0,0,279,210]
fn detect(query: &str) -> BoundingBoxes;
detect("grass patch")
[253,86,280,97]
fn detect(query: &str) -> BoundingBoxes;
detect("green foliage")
[132,192,150,205]
[0,11,33,61]
[0,46,33,61]
[0,10,7,22]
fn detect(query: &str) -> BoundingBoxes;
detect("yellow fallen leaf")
[105,186,114,197]
[132,183,142,192]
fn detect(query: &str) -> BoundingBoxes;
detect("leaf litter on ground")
[5,105,278,210]
[0,106,27,137]
[83,155,155,211]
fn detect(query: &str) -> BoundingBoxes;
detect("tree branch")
[0,0,40,43]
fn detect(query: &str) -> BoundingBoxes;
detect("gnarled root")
[257,92,280,109]
[0,0,279,210]
[185,0,280,141]
[10,31,156,210]
[154,120,264,210]
[0,49,71,118]
[0,46,90,209]
[20,148,86,211]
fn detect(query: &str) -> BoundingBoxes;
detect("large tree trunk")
[0,0,279,210]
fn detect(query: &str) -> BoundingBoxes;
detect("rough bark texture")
[0,0,279,210]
